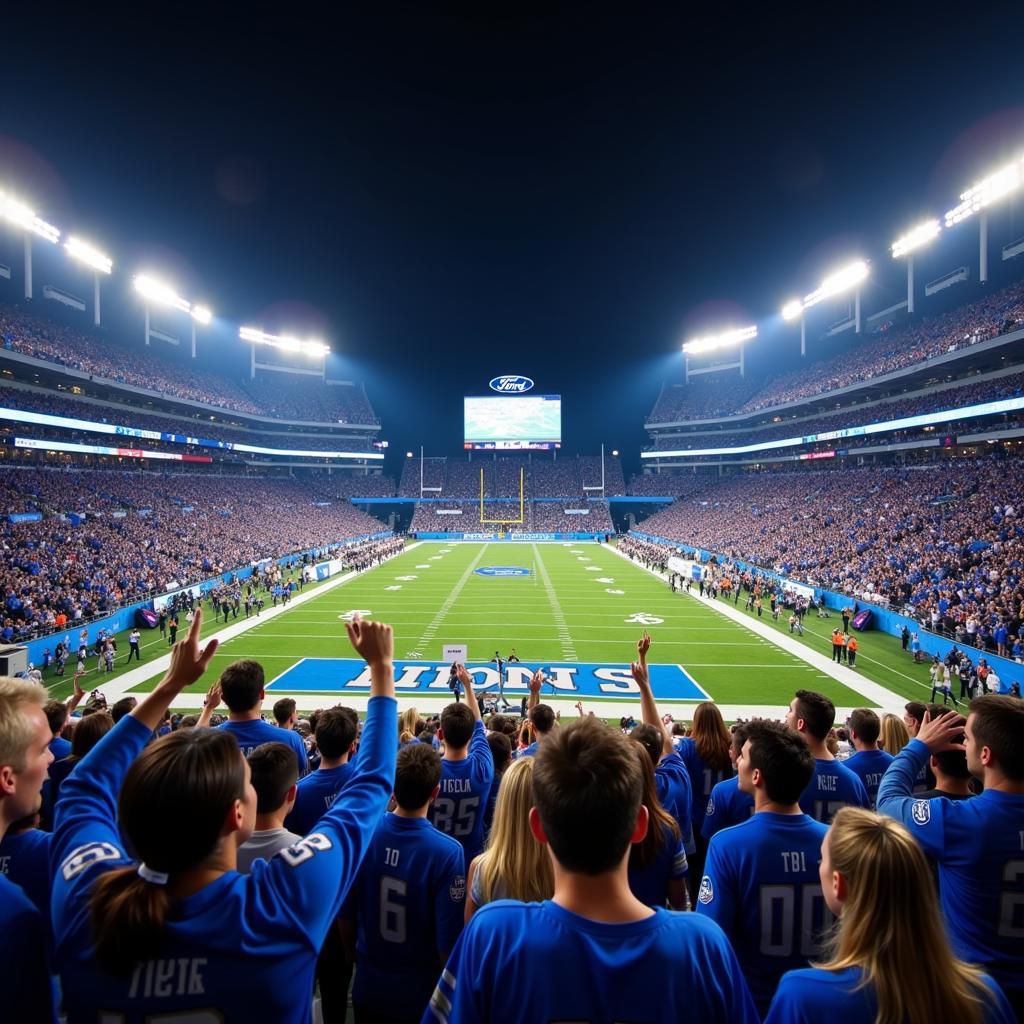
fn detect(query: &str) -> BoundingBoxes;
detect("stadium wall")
[18,530,392,667]
[630,530,1024,689]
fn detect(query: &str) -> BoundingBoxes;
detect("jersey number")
[999,859,1024,939]
[380,876,407,944]
[433,796,480,837]
[759,884,831,958]
[811,800,847,824]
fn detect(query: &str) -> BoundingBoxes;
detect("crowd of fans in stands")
[0,306,379,423]
[0,468,389,641]
[409,500,613,533]
[648,278,1024,424]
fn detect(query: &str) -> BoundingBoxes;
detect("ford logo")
[489,375,534,393]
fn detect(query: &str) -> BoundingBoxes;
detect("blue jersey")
[285,762,354,835]
[765,965,1014,1024]
[843,748,894,808]
[676,737,733,835]
[627,823,688,908]
[516,740,540,758]
[483,771,502,835]
[218,718,309,777]
[0,874,55,1022]
[50,735,72,760]
[696,812,831,1014]
[429,722,494,863]
[877,738,1024,998]
[424,900,758,1024]
[0,827,53,955]
[798,758,870,823]
[701,776,755,840]
[51,696,396,1024]
[655,751,696,852]
[347,814,465,1019]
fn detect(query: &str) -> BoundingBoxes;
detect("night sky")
[2,6,1024,477]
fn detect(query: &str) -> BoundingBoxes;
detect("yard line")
[411,544,491,655]
[532,544,578,661]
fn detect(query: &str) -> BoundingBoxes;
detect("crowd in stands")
[646,369,1024,453]
[632,457,1024,644]
[399,455,626,499]
[2,619,1020,1022]
[409,500,612,533]
[647,278,1024,424]
[0,306,379,424]
[0,467,389,641]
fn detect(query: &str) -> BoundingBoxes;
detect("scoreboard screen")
[464,395,561,450]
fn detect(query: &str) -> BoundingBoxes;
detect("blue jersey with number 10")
[50,696,397,1024]
[429,721,494,863]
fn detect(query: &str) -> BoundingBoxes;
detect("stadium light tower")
[133,274,211,357]
[239,326,331,379]
[944,156,1024,283]
[891,219,940,315]
[0,189,61,300]
[64,236,112,326]
[780,259,869,356]
[682,324,757,380]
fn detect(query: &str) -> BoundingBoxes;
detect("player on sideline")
[843,708,894,808]
[50,610,398,1024]
[424,716,758,1024]
[876,697,1024,1018]
[765,807,1014,1024]
[696,720,830,1016]
[0,677,57,1023]
[702,723,755,842]
[344,742,465,1024]
[786,690,870,823]
[429,664,494,865]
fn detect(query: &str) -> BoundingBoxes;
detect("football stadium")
[1,10,1023,1024]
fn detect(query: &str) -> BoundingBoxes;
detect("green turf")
[35,540,943,711]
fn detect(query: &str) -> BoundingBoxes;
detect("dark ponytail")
[90,729,247,973]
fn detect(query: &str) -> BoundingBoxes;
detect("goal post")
[479,466,525,524]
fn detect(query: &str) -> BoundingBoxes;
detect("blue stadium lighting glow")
[0,407,384,460]
[640,394,1024,459]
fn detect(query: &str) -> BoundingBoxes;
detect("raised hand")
[345,612,393,667]
[164,608,219,694]
[917,709,967,753]
[637,630,651,663]
[529,669,545,695]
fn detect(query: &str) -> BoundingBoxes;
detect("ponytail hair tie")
[137,863,169,885]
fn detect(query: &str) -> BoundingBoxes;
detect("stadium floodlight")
[64,236,112,274]
[239,325,331,358]
[190,305,212,325]
[891,219,941,259]
[134,274,192,314]
[944,157,1024,227]
[0,190,60,243]
[682,325,757,356]
[781,299,804,321]
[801,259,869,310]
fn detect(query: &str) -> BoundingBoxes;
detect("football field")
[79,540,940,717]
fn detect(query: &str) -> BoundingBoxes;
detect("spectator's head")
[439,703,474,751]
[903,701,927,737]
[629,723,664,768]
[820,807,992,1023]
[177,715,199,731]
[89,728,255,973]
[110,696,138,724]
[70,711,113,760]
[628,744,680,871]
[740,721,815,806]
[219,660,265,713]
[487,730,512,775]
[247,742,298,818]
[529,703,555,738]
[0,677,51,827]
[393,742,441,812]
[272,697,297,728]
[531,717,645,876]
[691,701,732,770]
[879,713,910,754]
[847,709,881,749]
[729,722,750,765]
[43,699,69,739]
[480,756,553,903]
[314,706,359,761]
[398,707,423,743]
[967,694,1024,782]
[787,690,836,743]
